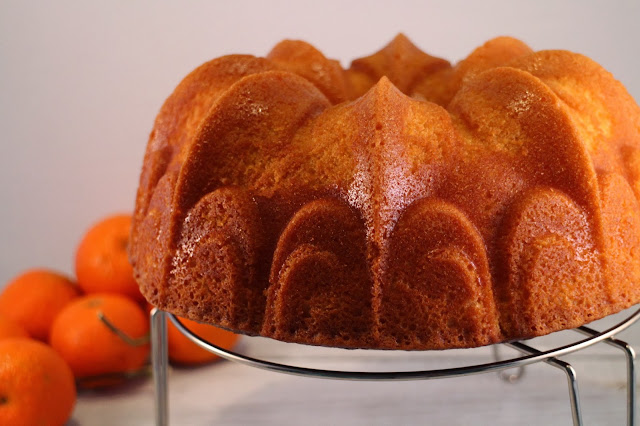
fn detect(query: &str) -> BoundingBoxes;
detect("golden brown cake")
[130,34,640,350]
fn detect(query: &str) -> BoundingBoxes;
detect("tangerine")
[0,338,76,426]
[168,316,240,365]
[50,294,150,381]
[0,316,29,340]
[75,213,144,301]
[0,269,79,341]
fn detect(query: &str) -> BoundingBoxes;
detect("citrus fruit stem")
[97,311,150,346]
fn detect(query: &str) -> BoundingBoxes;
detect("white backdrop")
[1,0,639,289]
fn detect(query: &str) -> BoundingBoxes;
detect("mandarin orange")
[50,294,150,381]
[168,316,240,365]
[76,214,143,301]
[0,316,29,340]
[0,338,76,426]
[0,269,79,341]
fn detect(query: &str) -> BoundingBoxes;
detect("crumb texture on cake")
[130,34,640,350]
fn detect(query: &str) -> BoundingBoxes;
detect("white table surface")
[71,308,639,426]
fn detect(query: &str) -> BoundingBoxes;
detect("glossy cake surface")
[130,35,640,349]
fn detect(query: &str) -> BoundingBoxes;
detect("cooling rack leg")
[547,359,583,426]
[151,308,169,426]
[610,339,636,426]
[577,326,636,426]
[506,342,583,426]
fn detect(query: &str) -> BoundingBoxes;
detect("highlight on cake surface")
[130,34,640,350]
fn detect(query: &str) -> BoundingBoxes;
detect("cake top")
[145,33,639,245]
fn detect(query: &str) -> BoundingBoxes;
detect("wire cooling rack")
[149,307,640,426]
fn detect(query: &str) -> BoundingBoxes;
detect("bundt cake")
[130,34,640,350]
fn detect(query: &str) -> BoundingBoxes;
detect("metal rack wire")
[150,307,640,426]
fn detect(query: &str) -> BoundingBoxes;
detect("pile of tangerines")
[0,214,239,425]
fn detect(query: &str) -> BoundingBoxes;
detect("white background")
[2,0,639,286]
[1,1,639,322]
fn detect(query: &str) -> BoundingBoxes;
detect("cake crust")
[131,35,640,350]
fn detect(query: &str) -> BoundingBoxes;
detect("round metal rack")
[150,307,640,426]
